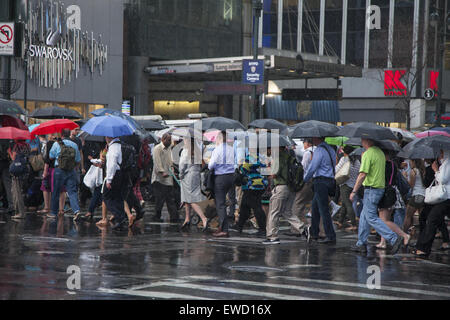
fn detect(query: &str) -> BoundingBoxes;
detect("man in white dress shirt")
[103,136,127,230]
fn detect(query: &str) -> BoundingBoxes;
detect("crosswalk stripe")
[184,276,407,300]
[98,287,212,300]
[151,282,316,300]
[272,276,450,298]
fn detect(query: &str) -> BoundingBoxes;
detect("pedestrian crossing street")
[97,274,450,300]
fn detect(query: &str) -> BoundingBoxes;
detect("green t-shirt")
[360,146,386,189]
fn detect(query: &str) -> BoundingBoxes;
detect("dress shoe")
[212,231,229,238]
[318,238,336,244]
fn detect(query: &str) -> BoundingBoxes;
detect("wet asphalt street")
[0,204,449,300]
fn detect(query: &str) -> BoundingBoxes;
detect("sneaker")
[330,201,341,218]
[350,244,367,254]
[46,213,57,219]
[262,238,280,245]
[73,211,83,222]
[306,212,312,218]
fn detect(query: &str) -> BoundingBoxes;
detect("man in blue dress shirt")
[303,137,337,244]
[49,129,81,218]
[208,131,235,237]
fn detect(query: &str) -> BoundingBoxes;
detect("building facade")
[0,0,124,120]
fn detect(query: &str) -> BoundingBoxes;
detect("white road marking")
[273,276,450,298]
[98,287,212,300]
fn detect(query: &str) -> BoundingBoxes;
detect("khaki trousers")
[293,181,314,223]
[266,185,305,240]
[11,177,25,216]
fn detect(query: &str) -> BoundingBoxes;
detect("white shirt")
[411,168,426,197]
[435,151,450,199]
[302,146,315,171]
[208,142,235,175]
[106,139,122,184]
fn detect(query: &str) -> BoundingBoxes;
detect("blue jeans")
[311,178,336,240]
[352,193,363,218]
[51,168,80,216]
[356,188,398,247]
[393,208,405,227]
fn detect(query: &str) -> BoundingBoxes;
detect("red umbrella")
[0,127,34,140]
[1,115,28,130]
[31,119,79,136]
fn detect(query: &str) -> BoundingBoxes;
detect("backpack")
[9,152,29,177]
[287,155,305,192]
[58,141,77,171]
[119,142,138,173]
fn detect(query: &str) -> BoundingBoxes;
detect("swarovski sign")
[22,1,108,89]
[29,45,73,61]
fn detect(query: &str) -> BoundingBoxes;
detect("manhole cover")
[227,265,284,272]
[22,236,72,243]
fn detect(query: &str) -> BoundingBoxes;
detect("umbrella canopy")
[375,140,402,153]
[337,122,398,140]
[78,131,106,143]
[397,138,440,160]
[190,117,245,131]
[155,126,177,139]
[345,137,362,146]
[389,127,417,142]
[350,148,365,156]
[136,119,166,131]
[248,119,288,132]
[31,119,79,136]
[30,106,82,119]
[81,115,136,138]
[415,130,450,138]
[252,132,293,148]
[172,127,204,140]
[1,115,28,130]
[0,99,26,115]
[325,136,349,146]
[289,120,339,138]
[0,127,34,140]
[90,108,143,131]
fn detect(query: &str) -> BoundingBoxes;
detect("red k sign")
[384,70,407,96]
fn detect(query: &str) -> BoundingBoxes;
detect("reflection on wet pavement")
[0,206,449,300]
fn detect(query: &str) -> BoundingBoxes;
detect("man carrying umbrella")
[349,137,404,254]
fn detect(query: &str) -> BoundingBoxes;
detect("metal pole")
[435,5,446,127]
[251,0,262,122]
[24,51,28,114]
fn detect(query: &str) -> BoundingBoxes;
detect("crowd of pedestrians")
[0,117,449,259]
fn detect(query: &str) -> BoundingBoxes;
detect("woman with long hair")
[179,137,209,232]
[402,159,426,233]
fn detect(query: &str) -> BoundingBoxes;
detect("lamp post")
[251,0,263,122]
[430,5,449,126]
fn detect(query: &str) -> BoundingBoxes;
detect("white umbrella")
[389,127,417,142]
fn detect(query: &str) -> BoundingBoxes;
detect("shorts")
[408,195,425,209]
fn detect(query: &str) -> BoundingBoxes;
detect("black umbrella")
[136,119,167,131]
[289,120,339,138]
[244,132,293,148]
[375,140,402,153]
[337,122,398,140]
[397,138,440,159]
[190,117,245,131]
[78,131,105,143]
[248,119,288,133]
[350,148,365,156]
[30,106,82,119]
[345,137,362,146]
[0,99,26,115]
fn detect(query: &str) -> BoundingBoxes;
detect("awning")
[265,95,340,123]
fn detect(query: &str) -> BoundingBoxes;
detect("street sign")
[242,59,264,85]
[0,23,14,56]
[424,88,435,101]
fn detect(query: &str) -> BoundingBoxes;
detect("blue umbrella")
[90,108,142,131]
[27,124,41,149]
[81,115,136,138]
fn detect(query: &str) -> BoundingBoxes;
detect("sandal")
[37,209,50,214]
[411,249,428,257]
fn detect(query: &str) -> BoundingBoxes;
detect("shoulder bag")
[424,179,447,205]
[379,161,397,209]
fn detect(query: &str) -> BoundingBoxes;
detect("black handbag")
[379,161,397,209]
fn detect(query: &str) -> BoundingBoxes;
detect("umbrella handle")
[168,168,180,187]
